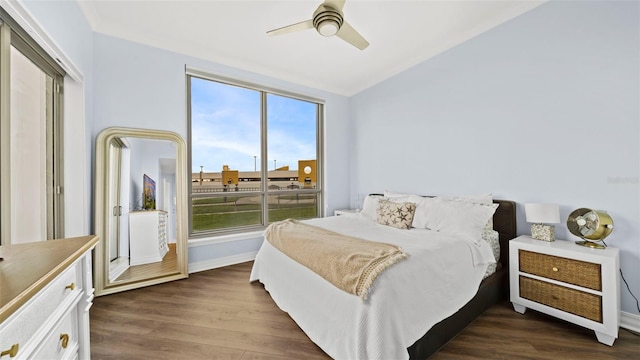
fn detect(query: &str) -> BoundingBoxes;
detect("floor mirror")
[94,127,188,296]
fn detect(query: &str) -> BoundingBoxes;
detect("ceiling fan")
[267,0,369,50]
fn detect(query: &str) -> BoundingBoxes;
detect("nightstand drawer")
[519,250,601,291]
[519,276,602,323]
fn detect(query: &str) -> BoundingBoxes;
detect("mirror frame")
[94,127,188,296]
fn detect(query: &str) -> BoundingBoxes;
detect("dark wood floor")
[90,262,639,360]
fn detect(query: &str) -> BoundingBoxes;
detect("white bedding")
[249,213,495,360]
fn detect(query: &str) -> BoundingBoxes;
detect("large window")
[187,69,323,236]
[0,11,65,244]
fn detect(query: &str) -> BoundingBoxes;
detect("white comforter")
[249,214,495,360]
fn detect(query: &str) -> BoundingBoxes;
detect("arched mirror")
[94,127,188,296]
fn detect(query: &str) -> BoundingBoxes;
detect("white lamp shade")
[525,203,560,224]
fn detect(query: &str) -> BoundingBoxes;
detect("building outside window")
[186,69,323,236]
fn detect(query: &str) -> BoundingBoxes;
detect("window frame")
[186,67,324,238]
[0,9,65,244]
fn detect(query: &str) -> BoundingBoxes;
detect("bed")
[250,195,517,360]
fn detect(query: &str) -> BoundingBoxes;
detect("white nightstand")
[333,209,360,216]
[509,235,620,345]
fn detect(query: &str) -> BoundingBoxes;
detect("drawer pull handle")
[60,334,69,349]
[65,282,75,291]
[552,267,559,272]
[0,344,19,358]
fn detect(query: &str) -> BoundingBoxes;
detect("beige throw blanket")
[265,219,407,300]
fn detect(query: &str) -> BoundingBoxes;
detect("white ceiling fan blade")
[336,21,369,50]
[267,19,314,36]
[325,0,346,11]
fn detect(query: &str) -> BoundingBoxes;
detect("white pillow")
[386,195,412,203]
[438,193,494,230]
[440,193,493,205]
[361,194,383,222]
[407,195,439,229]
[384,190,416,198]
[428,198,498,244]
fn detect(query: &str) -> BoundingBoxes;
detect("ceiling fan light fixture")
[317,19,340,36]
[313,5,343,37]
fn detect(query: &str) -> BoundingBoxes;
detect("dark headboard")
[492,200,517,269]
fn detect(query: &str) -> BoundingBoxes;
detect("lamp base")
[575,240,606,249]
[531,224,555,242]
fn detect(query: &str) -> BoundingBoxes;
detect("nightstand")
[333,209,360,216]
[509,235,620,345]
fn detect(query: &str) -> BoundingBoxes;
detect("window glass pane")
[266,94,318,223]
[9,45,53,243]
[266,93,317,193]
[190,77,261,189]
[190,78,263,233]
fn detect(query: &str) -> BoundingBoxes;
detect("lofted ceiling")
[77,0,546,96]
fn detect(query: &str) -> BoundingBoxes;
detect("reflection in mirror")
[94,127,188,296]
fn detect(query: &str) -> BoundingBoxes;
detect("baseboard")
[620,311,640,334]
[188,251,258,274]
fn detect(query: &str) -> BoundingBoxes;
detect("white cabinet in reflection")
[129,210,168,266]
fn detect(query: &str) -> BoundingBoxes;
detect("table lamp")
[525,203,560,242]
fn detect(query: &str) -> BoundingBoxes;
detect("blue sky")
[190,77,317,173]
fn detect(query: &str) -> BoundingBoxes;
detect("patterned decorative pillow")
[482,228,501,263]
[482,228,500,279]
[376,199,416,229]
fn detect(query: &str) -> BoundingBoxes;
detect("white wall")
[350,1,639,314]
[91,33,351,268]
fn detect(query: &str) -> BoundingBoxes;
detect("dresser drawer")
[0,261,81,357]
[519,276,602,323]
[31,306,79,360]
[518,250,602,291]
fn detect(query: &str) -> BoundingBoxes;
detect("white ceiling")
[77,0,546,96]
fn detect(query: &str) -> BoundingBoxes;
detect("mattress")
[250,214,495,360]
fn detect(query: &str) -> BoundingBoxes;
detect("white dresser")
[129,210,169,266]
[0,236,99,359]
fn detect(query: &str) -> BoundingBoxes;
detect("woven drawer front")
[520,276,602,323]
[519,250,601,291]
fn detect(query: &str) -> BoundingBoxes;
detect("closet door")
[107,138,123,262]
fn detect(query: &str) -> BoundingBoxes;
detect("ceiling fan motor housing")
[313,4,343,36]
